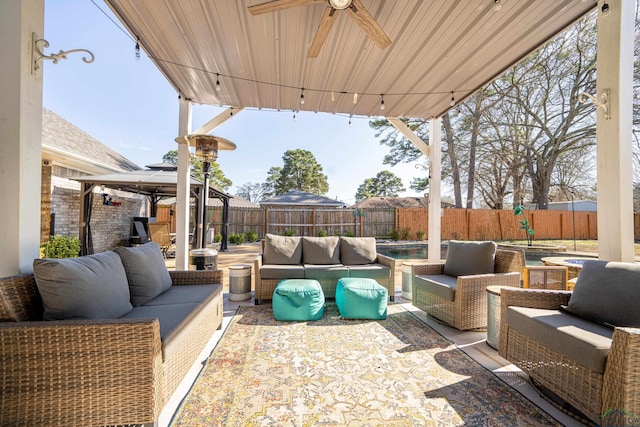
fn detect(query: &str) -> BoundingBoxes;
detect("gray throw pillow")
[340,237,377,265]
[566,260,640,327]
[113,242,173,306]
[302,236,340,264]
[33,251,133,320]
[263,234,303,265]
[443,240,496,277]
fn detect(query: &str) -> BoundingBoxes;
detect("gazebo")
[0,0,635,276]
[73,169,232,254]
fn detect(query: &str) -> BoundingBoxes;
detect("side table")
[486,285,514,350]
[523,265,568,290]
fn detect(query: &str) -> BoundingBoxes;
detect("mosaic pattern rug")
[172,304,560,426]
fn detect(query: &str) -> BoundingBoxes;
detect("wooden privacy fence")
[156,204,640,241]
[396,208,598,241]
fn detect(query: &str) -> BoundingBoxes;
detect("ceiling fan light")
[328,0,352,10]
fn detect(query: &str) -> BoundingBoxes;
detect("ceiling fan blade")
[248,0,321,16]
[308,6,338,58]
[346,0,391,50]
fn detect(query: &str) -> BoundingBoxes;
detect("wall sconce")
[32,33,94,73]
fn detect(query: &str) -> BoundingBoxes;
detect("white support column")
[0,1,44,276]
[428,118,442,262]
[175,98,193,269]
[193,107,243,135]
[596,0,635,262]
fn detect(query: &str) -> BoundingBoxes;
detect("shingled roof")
[353,197,429,209]
[42,109,140,172]
[260,190,345,208]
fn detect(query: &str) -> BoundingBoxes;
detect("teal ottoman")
[336,278,388,320]
[272,279,325,321]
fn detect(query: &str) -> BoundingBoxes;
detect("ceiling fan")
[248,0,392,58]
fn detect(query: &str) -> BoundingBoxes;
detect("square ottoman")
[336,278,388,320]
[272,279,325,321]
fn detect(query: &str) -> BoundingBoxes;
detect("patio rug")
[172,303,561,426]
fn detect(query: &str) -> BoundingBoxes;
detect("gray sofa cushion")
[119,302,201,359]
[302,236,340,264]
[414,274,458,301]
[143,284,221,306]
[263,234,302,265]
[347,264,390,279]
[565,260,640,327]
[260,264,306,280]
[113,242,172,306]
[304,264,349,280]
[443,240,496,277]
[340,237,377,265]
[506,306,613,374]
[33,251,133,320]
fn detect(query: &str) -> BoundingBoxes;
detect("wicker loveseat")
[0,242,223,427]
[499,260,640,426]
[411,240,524,330]
[254,234,396,304]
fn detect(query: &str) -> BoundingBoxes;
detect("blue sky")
[43,0,427,205]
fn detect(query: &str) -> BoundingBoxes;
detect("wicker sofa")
[0,242,223,427]
[411,241,524,330]
[499,260,640,426]
[254,234,396,304]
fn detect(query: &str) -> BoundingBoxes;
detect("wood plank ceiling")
[105,0,596,119]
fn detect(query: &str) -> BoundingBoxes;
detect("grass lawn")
[502,239,640,257]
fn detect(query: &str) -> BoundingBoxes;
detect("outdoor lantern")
[175,134,236,250]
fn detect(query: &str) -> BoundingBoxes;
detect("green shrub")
[333,230,342,236]
[214,233,222,243]
[40,235,81,258]
[389,229,400,241]
[245,230,259,243]
[318,230,328,237]
[284,228,295,236]
[416,230,426,241]
[343,230,355,237]
[399,227,411,240]
[229,233,246,245]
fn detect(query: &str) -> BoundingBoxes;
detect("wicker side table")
[486,285,512,350]
[523,266,568,290]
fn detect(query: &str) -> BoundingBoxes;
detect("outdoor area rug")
[172,303,561,426]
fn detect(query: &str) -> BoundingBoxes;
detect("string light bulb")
[215,74,221,91]
[601,2,610,15]
[300,88,305,105]
[380,95,385,111]
[135,37,140,61]
[353,93,358,104]
[450,92,456,107]
[331,91,335,102]
[493,0,502,11]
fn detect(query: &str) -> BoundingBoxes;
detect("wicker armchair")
[499,288,640,426]
[0,269,222,427]
[411,247,524,330]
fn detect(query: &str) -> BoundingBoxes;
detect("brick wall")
[45,174,146,253]
[40,162,52,241]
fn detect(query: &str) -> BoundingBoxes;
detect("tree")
[355,170,405,201]
[162,150,232,191]
[235,182,270,204]
[409,176,429,193]
[273,149,329,195]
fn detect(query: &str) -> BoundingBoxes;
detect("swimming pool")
[376,245,552,266]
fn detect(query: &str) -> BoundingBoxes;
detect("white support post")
[428,118,442,262]
[0,0,44,276]
[596,0,635,262]
[193,107,243,135]
[175,98,192,269]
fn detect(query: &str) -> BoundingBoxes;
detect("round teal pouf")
[336,278,388,320]
[272,279,325,321]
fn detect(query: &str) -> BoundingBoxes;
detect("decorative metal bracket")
[579,89,610,120]
[32,32,94,73]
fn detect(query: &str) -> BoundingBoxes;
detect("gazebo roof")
[73,169,230,200]
[105,0,596,119]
